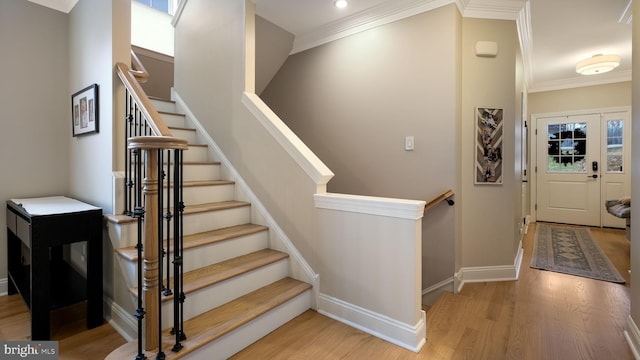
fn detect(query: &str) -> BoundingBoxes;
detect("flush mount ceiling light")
[334,0,348,8]
[575,54,621,75]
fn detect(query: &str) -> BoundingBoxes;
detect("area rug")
[530,223,625,283]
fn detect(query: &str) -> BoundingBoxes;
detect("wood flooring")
[0,222,632,359]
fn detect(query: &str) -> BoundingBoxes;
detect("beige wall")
[529,82,631,116]
[629,0,640,341]
[69,0,129,213]
[261,4,460,291]
[0,1,70,284]
[460,17,521,269]
[255,16,294,95]
[68,0,131,310]
[133,45,174,99]
[175,1,426,346]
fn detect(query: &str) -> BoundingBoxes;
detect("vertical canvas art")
[475,107,503,184]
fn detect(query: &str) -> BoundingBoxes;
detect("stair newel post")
[129,136,188,355]
[143,146,161,352]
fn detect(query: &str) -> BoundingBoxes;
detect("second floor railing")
[116,51,188,359]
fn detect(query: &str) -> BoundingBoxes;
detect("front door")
[535,110,631,228]
[536,114,601,226]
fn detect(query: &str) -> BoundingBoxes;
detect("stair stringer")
[171,89,320,308]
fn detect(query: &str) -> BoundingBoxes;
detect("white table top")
[10,196,100,216]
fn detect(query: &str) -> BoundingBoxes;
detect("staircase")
[106,98,312,360]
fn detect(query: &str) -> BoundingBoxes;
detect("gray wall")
[260,4,460,290]
[529,82,632,115]
[0,1,70,285]
[133,45,174,100]
[255,16,294,95]
[68,0,131,309]
[0,0,131,312]
[630,0,640,336]
[459,17,521,269]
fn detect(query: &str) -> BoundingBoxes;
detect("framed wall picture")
[475,107,503,184]
[71,84,99,136]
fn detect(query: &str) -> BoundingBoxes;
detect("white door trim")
[530,106,631,224]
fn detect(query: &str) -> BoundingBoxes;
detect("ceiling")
[29,0,633,93]
[254,0,633,93]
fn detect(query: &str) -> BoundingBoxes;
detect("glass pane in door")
[547,122,587,172]
[606,119,623,172]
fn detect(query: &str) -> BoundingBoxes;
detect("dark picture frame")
[475,107,503,184]
[71,84,99,136]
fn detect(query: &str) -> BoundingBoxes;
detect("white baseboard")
[454,245,524,293]
[318,293,426,353]
[105,297,136,342]
[0,278,7,296]
[625,315,640,360]
[422,277,454,306]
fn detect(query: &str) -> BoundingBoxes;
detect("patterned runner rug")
[531,223,625,283]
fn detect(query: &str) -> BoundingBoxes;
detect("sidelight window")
[606,120,624,172]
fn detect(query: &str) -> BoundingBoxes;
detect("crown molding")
[291,0,454,54]
[27,0,78,13]
[291,0,526,54]
[460,0,526,20]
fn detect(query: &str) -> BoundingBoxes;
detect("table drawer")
[16,215,31,247]
[6,209,16,235]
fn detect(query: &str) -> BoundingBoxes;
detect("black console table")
[6,196,103,340]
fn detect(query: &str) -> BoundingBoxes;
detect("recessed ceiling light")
[334,0,348,9]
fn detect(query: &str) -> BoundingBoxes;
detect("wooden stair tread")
[164,161,220,165]
[160,180,234,189]
[182,180,235,187]
[184,201,250,215]
[130,249,289,299]
[106,277,311,360]
[158,110,185,117]
[169,126,195,131]
[115,224,268,261]
[148,96,174,102]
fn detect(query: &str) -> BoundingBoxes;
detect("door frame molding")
[529,106,631,224]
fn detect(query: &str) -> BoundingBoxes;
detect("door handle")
[588,174,598,179]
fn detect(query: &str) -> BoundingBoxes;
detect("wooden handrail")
[128,136,189,151]
[130,49,149,83]
[425,189,454,211]
[116,62,172,137]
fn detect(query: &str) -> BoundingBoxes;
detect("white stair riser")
[183,164,221,182]
[183,146,209,163]
[119,231,269,287]
[109,221,139,248]
[188,290,312,360]
[170,128,197,143]
[160,260,290,325]
[183,207,251,236]
[160,113,186,128]
[181,184,235,205]
[151,100,177,113]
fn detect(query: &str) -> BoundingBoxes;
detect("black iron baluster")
[171,149,186,352]
[156,149,166,360]
[133,148,147,360]
[164,151,173,297]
